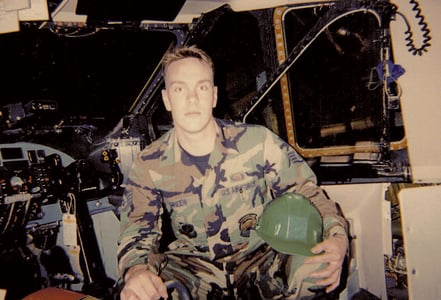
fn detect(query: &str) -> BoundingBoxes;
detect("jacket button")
[179,223,197,238]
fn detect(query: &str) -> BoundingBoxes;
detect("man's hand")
[121,264,168,300]
[304,234,348,293]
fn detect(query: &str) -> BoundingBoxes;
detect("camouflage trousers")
[147,245,326,300]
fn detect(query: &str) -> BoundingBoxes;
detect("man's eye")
[174,87,183,93]
[199,84,209,91]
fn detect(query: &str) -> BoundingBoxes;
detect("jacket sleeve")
[117,153,163,278]
[263,128,348,238]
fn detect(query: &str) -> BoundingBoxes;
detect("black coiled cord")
[396,0,432,56]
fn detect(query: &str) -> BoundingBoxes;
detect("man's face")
[162,57,217,135]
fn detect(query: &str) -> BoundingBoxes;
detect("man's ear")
[212,86,218,108]
[162,89,172,111]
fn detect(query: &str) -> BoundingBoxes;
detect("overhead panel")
[76,0,187,22]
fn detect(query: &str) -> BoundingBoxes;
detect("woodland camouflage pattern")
[117,118,347,298]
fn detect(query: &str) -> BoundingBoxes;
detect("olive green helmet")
[255,192,324,256]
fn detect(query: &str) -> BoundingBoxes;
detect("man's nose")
[186,89,199,104]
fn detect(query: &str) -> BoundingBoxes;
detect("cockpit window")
[282,7,406,153]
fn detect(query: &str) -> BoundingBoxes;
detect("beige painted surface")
[324,183,390,299]
[399,185,441,299]
[390,0,441,183]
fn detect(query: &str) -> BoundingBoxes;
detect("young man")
[117,45,348,299]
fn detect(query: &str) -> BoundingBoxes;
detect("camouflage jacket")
[117,119,347,276]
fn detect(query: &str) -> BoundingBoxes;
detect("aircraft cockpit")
[0,0,439,299]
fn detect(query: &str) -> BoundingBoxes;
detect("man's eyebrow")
[167,80,185,85]
[168,79,213,85]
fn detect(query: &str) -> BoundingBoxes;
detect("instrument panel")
[0,142,74,235]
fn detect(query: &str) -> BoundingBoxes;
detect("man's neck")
[176,119,217,156]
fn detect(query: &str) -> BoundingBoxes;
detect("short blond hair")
[162,45,214,79]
